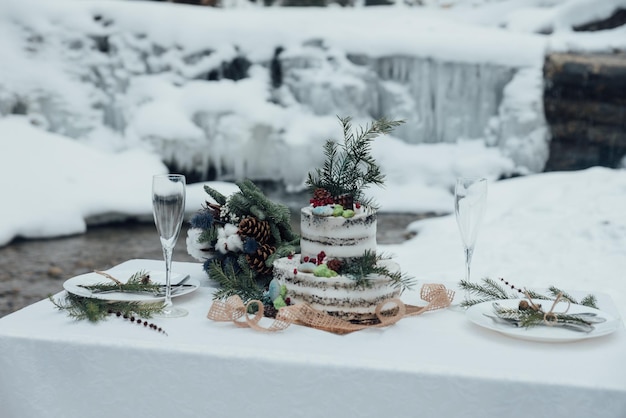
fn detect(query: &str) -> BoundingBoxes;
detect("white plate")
[63,270,199,302]
[466,299,622,343]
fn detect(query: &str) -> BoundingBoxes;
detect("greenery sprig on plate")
[491,302,596,330]
[460,277,598,309]
[50,270,168,334]
[77,270,163,294]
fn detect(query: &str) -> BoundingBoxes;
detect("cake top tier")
[299,205,377,261]
[305,116,403,212]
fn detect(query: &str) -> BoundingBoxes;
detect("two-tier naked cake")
[272,117,410,322]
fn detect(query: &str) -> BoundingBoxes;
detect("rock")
[268,278,281,301]
[47,266,64,278]
[298,262,317,273]
[543,52,626,170]
[312,205,334,217]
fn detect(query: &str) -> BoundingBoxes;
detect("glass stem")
[464,247,474,303]
[464,247,474,282]
[162,245,173,311]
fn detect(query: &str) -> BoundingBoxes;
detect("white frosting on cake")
[273,204,404,321]
[273,255,401,321]
[300,206,376,260]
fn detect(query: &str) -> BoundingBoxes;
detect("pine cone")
[246,243,275,275]
[238,217,271,244]
[334,193,354,211]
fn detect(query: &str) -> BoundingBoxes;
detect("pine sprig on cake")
[339,250,415,291]
[306,116,404,209]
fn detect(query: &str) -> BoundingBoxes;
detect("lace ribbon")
[207,284,454,335]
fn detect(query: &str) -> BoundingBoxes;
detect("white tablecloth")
[1,259,625,418]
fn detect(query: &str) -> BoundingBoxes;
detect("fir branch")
[461,297,500,308]
[209,259,263,302]
[461,278,599,311]
[78,270,162,294]
[49,293,164,323]
[265,244,297,267]
[277,223,300,245]
[482,278,510,299]
[340,250,414,292]
[579,294,598,309]
[226,193,251,219]
[492,304,595,329]
[547,286,578,304]
[460,278,510,301]
[249,205,266,221]
[306,116,404,208]
[203,185,227,206]
[523,289,551,300]
[79,282,162,294]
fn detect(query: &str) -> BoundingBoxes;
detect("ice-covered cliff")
[1,0,600,185]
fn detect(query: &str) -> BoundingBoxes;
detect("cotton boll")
[225,233,243,253]
[223,223,239,236]
[215,236,229,254]
[186,228,212,261]
[215,223,244,253]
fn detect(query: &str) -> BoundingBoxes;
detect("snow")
[1,0,625,319]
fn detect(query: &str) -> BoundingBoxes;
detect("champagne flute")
[455,177,487,308]
[152,174,187,318]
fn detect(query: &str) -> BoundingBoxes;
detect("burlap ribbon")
[207,284,455,335]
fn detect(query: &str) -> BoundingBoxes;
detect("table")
[1,259,625,418]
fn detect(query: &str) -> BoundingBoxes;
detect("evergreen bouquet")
[186,179,300,302]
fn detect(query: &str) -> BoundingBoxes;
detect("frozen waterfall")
[0,6,549,185]
[283,50,518,144]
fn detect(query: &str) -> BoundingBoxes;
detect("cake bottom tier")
[273,255,402,322]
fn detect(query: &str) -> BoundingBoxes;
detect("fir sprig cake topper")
[306,116,404,211]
